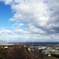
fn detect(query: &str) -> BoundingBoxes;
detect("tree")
[8,45,38,59]
[0,46,8,59]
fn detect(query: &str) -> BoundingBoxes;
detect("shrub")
[8,45,38,59]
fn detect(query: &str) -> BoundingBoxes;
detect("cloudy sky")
[0,0,59,42]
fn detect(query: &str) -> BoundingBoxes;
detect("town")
[0,42,59,59]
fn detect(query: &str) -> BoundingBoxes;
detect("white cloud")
[0,0,59,42]
[27,23,46,34]
[0,29,13,36]
[0,0,13,4]
[50,34,59,39]
[12,23,24,29]
[14,29,28,34]
[0,35,52,42]
[9,0,48,24]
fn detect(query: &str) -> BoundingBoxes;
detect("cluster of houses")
[0,42,59,57]
[27,45,59,56]
[0,42,14,49]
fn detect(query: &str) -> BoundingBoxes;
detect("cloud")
[0,35,54,42]
[10,0,48,23]
[8,0,59,35]
[26,23,46,34]
[0,29,13,36]
[12,23,24,29]
[0,0,13,4]
[14,29,28,34]
[0,0,59,42]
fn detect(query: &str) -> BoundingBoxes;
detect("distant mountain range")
[8,42,59,44]
[0,41,59,44]
[19,42,59,44]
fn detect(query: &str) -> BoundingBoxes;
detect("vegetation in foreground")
[0,45,58,59]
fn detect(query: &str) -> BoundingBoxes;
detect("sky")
[0,0,59,42]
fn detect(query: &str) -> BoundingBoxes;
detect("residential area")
[0,42,59,59]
